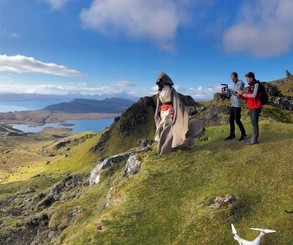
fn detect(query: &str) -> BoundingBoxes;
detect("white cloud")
[149,83,218,100]
[44,0,70,9]
[0,81,134,95]
[223,0,293,57]
[80,0,192,49]
[176,85,219,100]
[0,79,217,99]
[0,54,81,77]
[111,81,136,87]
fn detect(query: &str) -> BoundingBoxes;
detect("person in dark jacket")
[224,72,246,141]
[237,72,262,145]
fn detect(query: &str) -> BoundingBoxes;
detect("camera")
[220,84,231,99]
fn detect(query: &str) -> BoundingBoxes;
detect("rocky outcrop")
[118,97,156,135]
[37,175,87,209]
[271,96,293,111]
[91,94,200,155]
[263,83,281,97]
[125,155,142,178]
[209,195,237,208]
[286,70,293,80]
[262,81,293,111]
[0,174,89,245]
[89,145,151,185]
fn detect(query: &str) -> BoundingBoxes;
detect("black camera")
[220,84,230,99]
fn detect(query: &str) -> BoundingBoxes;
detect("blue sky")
[0,0,293,99]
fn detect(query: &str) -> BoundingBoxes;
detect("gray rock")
[125,155,141,178]
[209,195,236,208]
[89,146,151,185]
[24,188,36,194]
[138,139,154,148]
[188,106,198,116]
[271,96,293,111]
[263,83,281,97]
[286,70,293,80]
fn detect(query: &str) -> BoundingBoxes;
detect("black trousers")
[229,107,246,137]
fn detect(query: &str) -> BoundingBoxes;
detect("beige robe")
[155,87,204,155]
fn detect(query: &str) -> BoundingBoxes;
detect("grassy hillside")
[0,79,292,244]
[1,120,292,244]
[270,76,293,96]
[54,121,293,245]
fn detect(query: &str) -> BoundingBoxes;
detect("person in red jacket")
[237,72,262,145]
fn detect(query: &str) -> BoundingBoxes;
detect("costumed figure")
[154,72,204,155]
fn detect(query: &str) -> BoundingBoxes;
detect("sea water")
[12,118,114,134]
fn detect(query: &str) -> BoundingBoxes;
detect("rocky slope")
[91,93,199,158]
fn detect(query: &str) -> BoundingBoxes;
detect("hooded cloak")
[154,72,204,154]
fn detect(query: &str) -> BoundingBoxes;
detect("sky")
[0,0,293,99]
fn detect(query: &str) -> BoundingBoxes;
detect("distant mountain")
[0,92,139,102]
[43,98,134,114]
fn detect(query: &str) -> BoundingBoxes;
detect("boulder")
[138,139,154,148]
[125,155,142,178]
[209,195,236,208]
[89,146,151,185]
[271,96,293,111]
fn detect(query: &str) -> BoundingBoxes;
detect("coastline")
[0,110,119,126]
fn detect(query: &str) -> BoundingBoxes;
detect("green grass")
[275,80,293,96]
[46,133,102,175]
[55,121,293,245]
[0,118,292,244]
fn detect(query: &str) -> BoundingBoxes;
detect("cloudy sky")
[0,0,292,99]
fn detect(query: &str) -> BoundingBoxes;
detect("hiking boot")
[247,140,259,145]
[239,135,247,141]
[246,137,252,142]
[225,135,235,140]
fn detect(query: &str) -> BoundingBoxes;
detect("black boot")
[225,135,235,140]
[239,134,247,141]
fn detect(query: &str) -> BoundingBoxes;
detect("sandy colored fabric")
[154,72,204,155]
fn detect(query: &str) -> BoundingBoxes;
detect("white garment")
[159,86,172,103]
[155,86,174,142]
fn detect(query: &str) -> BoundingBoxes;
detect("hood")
[156,72,174,86]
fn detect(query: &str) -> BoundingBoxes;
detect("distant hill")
[43,98,134,114]
[0,92,138,102]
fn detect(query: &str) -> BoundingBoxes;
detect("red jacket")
[240,81,262,109]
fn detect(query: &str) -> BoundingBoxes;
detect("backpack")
[256,81,268,105]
